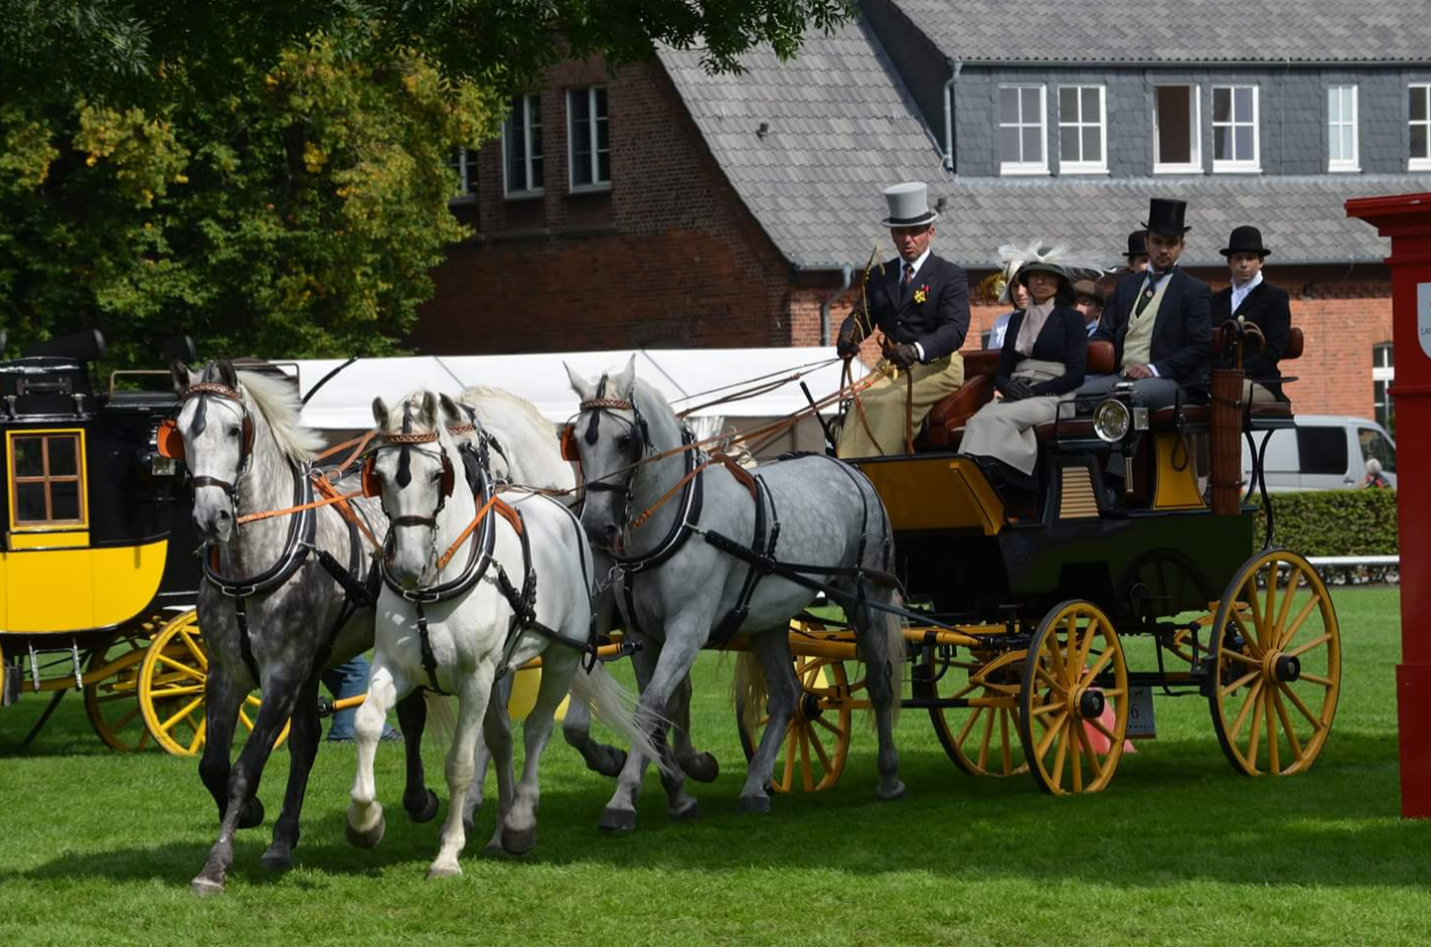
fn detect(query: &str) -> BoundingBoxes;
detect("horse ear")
[170,360,192,392]
[420,391,439,427]
[215,358,238,389]
[611,354,637,398]
[438,393,463,427]
[564,362,595,401]
[371,396,389,429]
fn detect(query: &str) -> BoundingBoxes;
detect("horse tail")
[878,588,906,729]
[422,689,459,754]
[731,650,768,744]
[569,662,675,778]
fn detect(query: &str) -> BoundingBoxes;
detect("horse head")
[170,359,253,544]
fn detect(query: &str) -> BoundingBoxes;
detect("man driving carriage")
[835,182,971,457]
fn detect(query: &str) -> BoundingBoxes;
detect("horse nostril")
[218,510,231,520]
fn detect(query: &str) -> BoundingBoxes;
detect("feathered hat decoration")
[993,240,1110,304]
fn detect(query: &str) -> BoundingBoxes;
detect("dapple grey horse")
[565,357,906,829]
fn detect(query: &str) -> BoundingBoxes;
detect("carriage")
[723,322,1341,796]
[0,331,291,755]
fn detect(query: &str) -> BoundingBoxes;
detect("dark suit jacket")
[854,253,970,361]
[1211,279,1291,401]
[996,305,1088,397]
[1092,268,1212,390]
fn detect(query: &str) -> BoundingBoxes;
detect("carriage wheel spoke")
[1075,618,1098,673]
[239,708,255,731]
[977,707,995,771]
[1263,562,1281,647]
[1064,616,1079,674]
[1086,714,1118,745]
[955,706,985,746]
[1272,568,1302,641]
[1036,710,1069,760]
[157,654,205,681]
[161,696,204,733]
[1051,723,1069,792]
[1265,688,1280,774]
[150,684,204,699]
[1220,668,1261,699]
[112,706,142,731]
[1230,680,1264,740]
[1247,688,1264,766]
[1278,682,1325,732]
[809,727,833,774]
[1070,725,1084,794]
[1224,649,1261,667]
[1228,609,1263,659]
[1030,701,1064,717]
[782,727,797,790]
[1287,633,1332,660]
[1034,665,1066,696]
[1076,717,1105,782]
[1244,575,1268,651]
[179,630,207,670]
[813,717,847,739]
[798,727,814,791]
[1271,687,1303,764]
[1079,650,1113,688]
[1299,673,1334,688]
[1000,711,1013,774]
[188,717,208,755]
[1276,595,1320,651]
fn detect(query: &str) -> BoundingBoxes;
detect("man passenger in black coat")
[1079,197,1212,411]
[1211,225,1291,403]
[835,181,970,457]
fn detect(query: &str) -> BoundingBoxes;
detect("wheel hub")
[1270,652,1301,683]
[1072,687,1105,720]
[798,691,822,722]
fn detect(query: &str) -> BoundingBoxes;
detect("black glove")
[836,313,863,359]
[887,343,919,369]
[1001,378,1034,402]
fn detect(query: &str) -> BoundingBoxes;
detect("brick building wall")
[413,55,800,355]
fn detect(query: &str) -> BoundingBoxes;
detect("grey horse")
[171,360,440,895]
[565,357,906,829]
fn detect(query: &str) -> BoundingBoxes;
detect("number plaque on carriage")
[1126,686,1157,739]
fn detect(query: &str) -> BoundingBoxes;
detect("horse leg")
[462,673,511,833]
[668,672,719,783]
[480,679,516,855]
[736,629,801,815]
[500,647,578,854]
[852,586,905,801]
[197,662,260,829]
[397,692,440,823]
[600,631,701,832]
[429,666,495,879]
[191,667,305,896]
[346,661,399,850]
[626,637,700,821]
[260,671,322,870]
[559,592,629,778]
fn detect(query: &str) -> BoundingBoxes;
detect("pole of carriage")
[1346,192,1431,819]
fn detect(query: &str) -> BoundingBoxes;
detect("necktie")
[901,263,915,297]
[1134,272,1163,317]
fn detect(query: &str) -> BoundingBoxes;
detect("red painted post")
[1346,192,1431,819]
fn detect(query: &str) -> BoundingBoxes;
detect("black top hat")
[1220,225,1272,258]
[1141,198,1191,236]
[1124,230,1148,259]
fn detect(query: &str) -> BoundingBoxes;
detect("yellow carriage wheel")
[1018,600,1130,796]
[138,610,291,757]
[82,633,154,752]
[1207,550,1340,776]
[737,654,853,793]
[922,649,1028,777]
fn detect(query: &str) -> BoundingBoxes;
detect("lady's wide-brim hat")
[881,182,939,228]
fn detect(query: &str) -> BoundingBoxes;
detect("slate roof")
[925,174,1431,270]
[895,0,1431,65]
[656,20,947,269]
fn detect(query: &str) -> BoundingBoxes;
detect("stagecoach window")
[1296,427,1348,477]
[7,432,86,528]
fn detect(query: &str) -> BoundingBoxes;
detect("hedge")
[1254,489,1398,556]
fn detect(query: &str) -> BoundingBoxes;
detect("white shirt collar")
[1231,270,1264,310]
[901,247,932,279]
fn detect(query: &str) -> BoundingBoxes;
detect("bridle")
[158,381,256,502]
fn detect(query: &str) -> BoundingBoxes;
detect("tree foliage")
[0,0,855,364]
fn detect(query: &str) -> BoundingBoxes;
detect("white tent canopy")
[290,347,866,433]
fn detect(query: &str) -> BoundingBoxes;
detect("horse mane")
[236,370,326,462]
[458,385,554,435]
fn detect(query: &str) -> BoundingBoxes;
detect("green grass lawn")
[1,586,1428,945]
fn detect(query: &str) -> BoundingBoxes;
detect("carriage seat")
[916,349,1001,450]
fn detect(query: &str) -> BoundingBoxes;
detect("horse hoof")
[501,825,536,856]
[737,794,771,815]
[237,798,265,830]
[669,800,702,823]
[406,788,440,824]
[682,752,720,784]
[484,840,504,857]
[426,864,462,880]
[598,807,637,833]
[260,844,292,872]
[345,814,385,849]
[876,780,906,802]
[189,875,225,897]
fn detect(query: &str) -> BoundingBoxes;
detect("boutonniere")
[913,284,930,304]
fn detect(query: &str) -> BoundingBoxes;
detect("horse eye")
[617,433,632,450]
[228,425,242,438]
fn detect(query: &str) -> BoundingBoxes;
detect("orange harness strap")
[314,473,383,551]
[235,485,366,526]
[434,494,525,572]
[629,450,757,530]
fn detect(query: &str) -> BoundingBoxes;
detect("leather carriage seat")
[1145,326,1305,430]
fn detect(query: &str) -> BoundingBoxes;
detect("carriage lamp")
[147,450,179,477]
[1093,399,1131,443]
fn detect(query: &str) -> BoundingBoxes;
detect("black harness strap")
[710,473,782,648]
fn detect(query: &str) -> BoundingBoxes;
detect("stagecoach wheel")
[1207,550,1341,777]
[737,653,853,793]
[82,632,153,752]
[137,610,291,757]
[918,649,1028,777]
[1018,600,1129,796]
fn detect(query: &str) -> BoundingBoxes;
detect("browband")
[182,382,243,402]
[580,398,634,411]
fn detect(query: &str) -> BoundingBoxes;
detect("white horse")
[346,392,661,876]
[565,357,907,830]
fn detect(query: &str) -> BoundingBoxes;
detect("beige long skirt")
[959,359,1071,475]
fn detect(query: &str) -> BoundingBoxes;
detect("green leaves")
[1256,489,1399,557]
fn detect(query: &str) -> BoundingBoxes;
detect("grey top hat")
[881,182,939,228]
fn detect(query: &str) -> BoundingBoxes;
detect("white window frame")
[501,93,543,199]
[567,86,611,193]
[1411,84,1431,171]
[1153,84,1202,174]
[998,84,1049,176]
[1211,84,1260,173]
[1057,84,1108,175]
[1373,342,1395,430]
[1328,84,1360,173]
[450,148,477,201]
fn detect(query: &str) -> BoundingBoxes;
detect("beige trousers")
[958,359,1071,475]
[837,354,965,458]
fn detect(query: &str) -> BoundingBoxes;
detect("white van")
[1242,415,1397,491]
